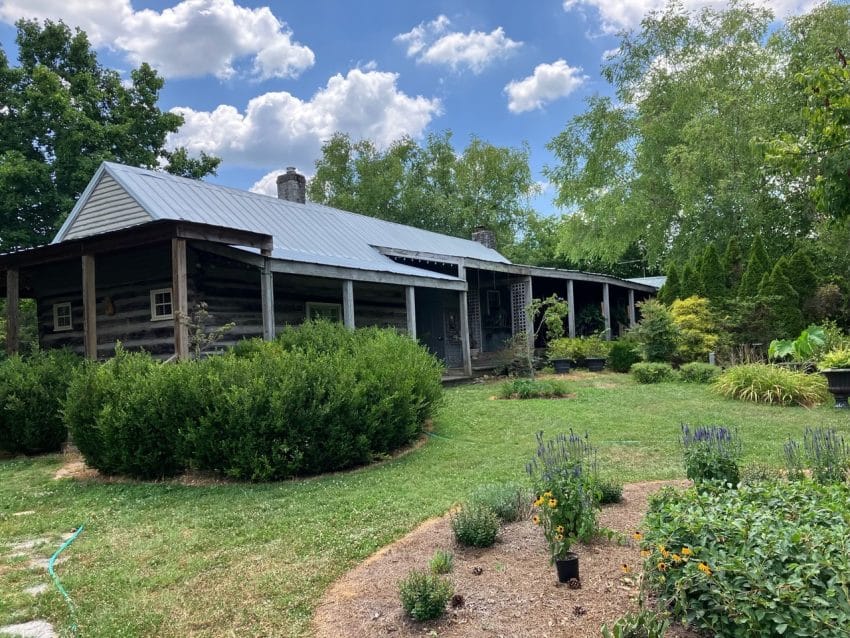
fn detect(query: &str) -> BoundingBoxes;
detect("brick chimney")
[471,226,496,250]
[276,167,306,204]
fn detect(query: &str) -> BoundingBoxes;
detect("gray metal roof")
[626,276,666,290]
[53,162,509,282]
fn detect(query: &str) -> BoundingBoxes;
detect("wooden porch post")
[342,280,355,330]
[405,286,417,338]
[458,262,472,376]
[82,255,97,360]
[566,279,576,338]
[628,289,636,329]
[172,238,189,360]
[5,268,19,356]
[602,282,611,340]
[260,257,275,341]
[524,275,534,351]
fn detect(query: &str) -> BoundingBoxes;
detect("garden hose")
[48,524,85,637]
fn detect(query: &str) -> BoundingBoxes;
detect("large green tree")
[545,1,850,267]
[0,19,219,250]
[307,131,537,256]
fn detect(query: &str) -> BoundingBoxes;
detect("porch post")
[628,289,636,329]
[458,262,472,376]
[172,238,189,360]
[260,257,275,341]
[405,286,417,338]
[525,275,534,351]
[342,279,355,330]
[82,254,97,360]
[602,282,611,340]
[5,268,19,356]
[566,279,576,338]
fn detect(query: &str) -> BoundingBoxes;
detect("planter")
[552,358,571,374]
[821,368,850,408]
[585,357,606,372]
[555,552,579,583]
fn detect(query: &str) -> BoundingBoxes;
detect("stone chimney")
[276,167,306,204]
[471,226,496,250]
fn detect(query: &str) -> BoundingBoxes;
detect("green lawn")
[1,373,848,637]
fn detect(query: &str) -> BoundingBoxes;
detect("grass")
[1,372,848,637]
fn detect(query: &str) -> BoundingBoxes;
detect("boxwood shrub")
[607,339,641,373]
[631,362,677,384]
[64,323,443,480]
[0,350,82,455]
[679,362,720,384]
[642,481,850,637]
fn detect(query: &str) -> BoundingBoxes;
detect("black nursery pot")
[555,552,579,583]
[552,359,571,374]
[585,357,606,372]
[821,369,850,409]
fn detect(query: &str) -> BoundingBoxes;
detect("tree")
[783,249,819,318]
[723,237,743,294]
[759,262,804,338]
[657,263,681,305]
[308,131,537,254]
[633,299,679,362]
[679,261,698,300]
[0,19,219,250]
[699,244,726,301]
[738,236,770,298]
[670,296,718,363]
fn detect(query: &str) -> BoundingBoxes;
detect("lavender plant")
[783,439,806,481]
[681,425,742,486]
[804,428,849,484]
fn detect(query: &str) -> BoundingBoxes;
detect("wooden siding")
[63,173,151,240]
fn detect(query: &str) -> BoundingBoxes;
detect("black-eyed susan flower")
[533,496,544,507]
[698,562,712,575]
[632,532,643,541]
[548,498,558,508]
[672,553,682,564]
[555,533,564,542]
[543,491,553,498]
[556,525,565,534]
[640,549,651,558]
[657,562,668,572]
[682,547,693,557]
[532,514,541,525]
[621,563,632,574]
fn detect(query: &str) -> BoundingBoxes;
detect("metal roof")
[625,276,666,290]
[53,162,510,282]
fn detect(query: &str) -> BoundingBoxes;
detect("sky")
[0,0,816,216]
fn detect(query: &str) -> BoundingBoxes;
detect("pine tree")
[759,262,804,338]
[738,236,770,297]
[658,263,681,304]
[699,244,726,301]
[680,262,698,299]
[783,249,818,317]
[723,237,743,293]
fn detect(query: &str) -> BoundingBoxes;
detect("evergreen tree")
[680,262,698,299]
[738,236,770,297]
[759,262,804,337]
[658,263,681,304]
[723,237,743,293]
[699,244,727,300]
[783,248,818,318]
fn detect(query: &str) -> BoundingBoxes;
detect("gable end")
[62,172,152,241]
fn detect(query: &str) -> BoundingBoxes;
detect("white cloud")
[395,15,521,74]
[250,169,285,196]
[0,0,314,80]
[505,60,586,113]
[168,68,441,171]
[564,0,815,33]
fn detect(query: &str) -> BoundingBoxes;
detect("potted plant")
[547,338,572,374]
[768,325,827,373]
[583,334,610,372]
[818,348,850,408]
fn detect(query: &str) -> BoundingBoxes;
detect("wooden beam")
[174,222,273,254]
[628,289,636,328]
[405,286,417,338]
[5,269,19,356]
[458,262,472,376]
[172,238,189,360]
[524,275,534,350]
[270,259,466,291]
[82,255,97,360]
[567,279,576,338]
[602,282,611,340]
[342,280,355,330]
[261,257,275,341]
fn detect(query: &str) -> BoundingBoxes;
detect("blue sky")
[0,0,810,215]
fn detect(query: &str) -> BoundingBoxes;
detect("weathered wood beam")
[602,282,611,340]
[567,279,576,339]
[5,269,19,356]
[342,280,355,330]
[82,255,97,360]
[172,238,189,360]
[458,262,472,376]
[524,275,534,350]
[261,257,275,341]
[174,222,273,254]
[628,289,636,328]
[405,286,417,338]
[271,259,466,291]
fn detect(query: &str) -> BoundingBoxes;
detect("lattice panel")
[511,281,528,336]
[468,292,482,351]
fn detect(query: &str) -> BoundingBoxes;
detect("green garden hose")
[48,524,85,636]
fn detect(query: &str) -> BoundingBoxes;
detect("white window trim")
[150,287,174,321]
[306,302,342,323]
[53,302,72,332]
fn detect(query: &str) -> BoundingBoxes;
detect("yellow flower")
[632,532,643,541]
[660,549,670,559]
[548,498,558,508]
[672,554,682,564]
[533,497,544,507]
[543,491,553,498]
[622,563,632,574]
[640,549,651,558]
[657,544,666,553]
[682,547,693,557]
[657,562,668,572]
[555,533,564,541]
[532,514,541,525]
[698,562,712,576]
[556,525,565,534]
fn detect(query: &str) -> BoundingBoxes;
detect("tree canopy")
[0,19,220,250]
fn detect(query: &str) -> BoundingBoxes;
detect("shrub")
[713,363,828,407]
[678,362,720,383]
[819,347,850,370]
[468,482,530,523]
[740,462,781,485]
[607,339,641,373]
[681,425,741,486]
[633,299,679,362]
[670,296,718,363]
[0,350,81,455]
[451,503,500,548]
[641,481,850,637]
[630,362,676,384]
[547,337,585,363]
[398,570,453,621]
[429,550,453,575]
[498,378,570,399]
[601,609,669,638]
[784,427,849,485]
[596,478,623,504]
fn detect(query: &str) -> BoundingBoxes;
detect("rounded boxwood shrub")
[679,362,720,383]
[631,362,677,384]
[398,569,453,621]
[451,503,500,547]
[0,350,81,455]
[607,339,641,373]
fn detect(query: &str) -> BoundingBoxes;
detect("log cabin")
[0,162,659,375]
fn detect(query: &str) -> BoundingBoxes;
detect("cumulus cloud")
[563,0,815,33]
[0,0,314,80]
[505,60,586,113]
[394,15,521,74]
[168,68,442,171]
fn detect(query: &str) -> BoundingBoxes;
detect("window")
[150,288,173,320]
[53,302,72,332]
[306,302,342,323]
